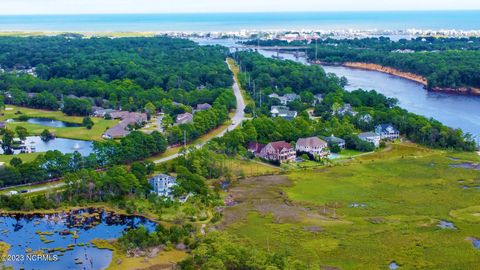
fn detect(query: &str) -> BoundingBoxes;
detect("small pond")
[1,136,93,156]
[450,163,480,171]
[438,220,456,229]
[0,208,157,270]
[26,118,82,128]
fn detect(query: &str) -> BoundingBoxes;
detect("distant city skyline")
[1,0,480,15]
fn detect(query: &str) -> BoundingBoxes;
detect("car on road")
[20,189,28,194]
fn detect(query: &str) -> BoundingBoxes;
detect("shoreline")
[320,61,480,96]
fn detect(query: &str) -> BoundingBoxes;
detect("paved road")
[153,60,246,164]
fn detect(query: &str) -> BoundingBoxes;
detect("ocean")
[0,11,479,32]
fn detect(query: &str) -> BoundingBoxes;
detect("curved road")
[153,59,246,164]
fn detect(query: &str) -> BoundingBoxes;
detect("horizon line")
[1,9,480,16]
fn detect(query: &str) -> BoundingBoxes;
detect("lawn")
[224,143,480,269]
[1,105,119,141]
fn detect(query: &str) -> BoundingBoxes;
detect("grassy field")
[92,239,187,270]
[1,106,119,141]
[223,143,480,269]
[225,158,282,177]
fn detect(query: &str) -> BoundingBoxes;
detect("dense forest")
[246,37,480,90]
[0,36,233,112]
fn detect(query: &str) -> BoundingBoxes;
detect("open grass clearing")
[222,143,480,269]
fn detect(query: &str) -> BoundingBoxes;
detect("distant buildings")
[270,106,297,120]
[268,93,300,105]
[358,132,381,147]
[176,112,194,125]
[295,137,329,157]
[149,174,177,198]
[375,123,400,140]
[324,135,346,149]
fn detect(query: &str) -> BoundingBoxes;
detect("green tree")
[82,116,94,129]
[9,157,23,167]
[15,126,28,141]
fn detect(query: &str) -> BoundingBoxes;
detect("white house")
[296,137,329,157]
[375,124,400,140]
[149,174,177,198]
[358,132,381,147]
[270,106,297,120]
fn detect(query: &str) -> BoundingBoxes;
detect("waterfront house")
[324,135,346,149]
[149,174,177,198]
[270,106,297,120]
[295,137,329,157]
[176,112,194,125]
[358,132,381,147]
[102,112,147,139]
[259,141,296,163]
[102,123,129,139]
[375,123,400,140]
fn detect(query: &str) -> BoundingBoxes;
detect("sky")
[1,0,479,15]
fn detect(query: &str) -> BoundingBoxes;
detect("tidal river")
[195,38,480,139]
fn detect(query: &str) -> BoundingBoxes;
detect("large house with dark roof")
[258,141,296,163]
[324,135,346,149]
[270,106,297,120]
[176,112,194,125]
[296,137,329,157]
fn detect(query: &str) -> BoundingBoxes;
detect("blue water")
[0,11,480,32]
[0,209,157,270]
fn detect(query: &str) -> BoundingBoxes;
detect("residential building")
[324,135,346,149]
[284,93,300,103]
[259,141,296,163]
[92,107,116,118]
[268,93,300,105]
[102,111,147,139]
[375,123,400,140]
[247,142,265,155]
[270,106,297,120]
[359,114,373,123]
[295,137,329,157]
[314,94,323,105]
[102,123,130,139]
[334,103,357,116]
[358,132,381,147]
[176,112,194,125]
[195,103,212,111]
[149,174,177,198]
